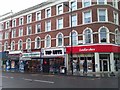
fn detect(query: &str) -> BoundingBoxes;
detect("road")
[1,72,119,88]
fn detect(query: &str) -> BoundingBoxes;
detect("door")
[103,60,108,71]
[100,60,109,72]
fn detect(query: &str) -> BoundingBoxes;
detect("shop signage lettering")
[22,52,40,57]
[45,50,62,55]
[79,48,95,52]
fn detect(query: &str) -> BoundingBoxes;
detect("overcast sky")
[0,0,47,15]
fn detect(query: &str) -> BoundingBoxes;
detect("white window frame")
[36,23,41,33]
[83,28,93,44]
[57,17,63,29]
[6,21,9,29]
[46,20,51,32]
[69,0,77,11]
[26,38,31,50]
[4,41,8,51]
[12,29,16,38]
[19,17,24,25]
[56,3,63,15]
[113,11,119,25]
[98,8,108,22]
[27,14,32,23]
[83,10,92,24]
[18,40,23,50]
[19,28,23,37]
[5,32,9,39]
[45,35,51,48]
[27,25,32,35]
[97,0,107,5]
[36,11,41,21]
[56,33,64,47]
[82,0,91,8]
[35,36,41,49]
[98,26,110,43]
[70,14,77,27]
[112,0,118,9]
[12,19,16,27]
[69,30,78,46]
[45,7,51,18]
[11,41,15,51]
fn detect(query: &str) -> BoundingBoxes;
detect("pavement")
[2,69,119,78]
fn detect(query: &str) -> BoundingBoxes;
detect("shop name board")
[45,50,62,55]
[79,48,95,52]
[22,52,40,57]
[44,48,64,56]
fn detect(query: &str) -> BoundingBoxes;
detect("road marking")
[24,78,32,81]
[34,79,54,84]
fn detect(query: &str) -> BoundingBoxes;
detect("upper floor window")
[11,41,15,51]
[0,23,4,30]
[46,8,51,18]
[113,11,118,25]
[82,0,91,7]
[5,32,9,39]
[46,20,51,32]
[18,40,23,50]
[27,14,32,23]
[19,28,23,37]
[115,29,120,44]
[97,0,107,4]
[70,31,78,46]
[99,27,109,43]
[19,17,24,25]
[98,9,107,22]
[45,35,51,48]
[83,10,91,24]
[112,0,118,9]
[4,41,8,51]
[0,42,2,51]
[35,37,41,49]
[36,11,41,21]
[57,18,63,29]
[27,25,32,35]
[0,33,2,40]
[36,23,41,33]
[12,29,16,38]
[6,21,9,29]
[70,0,77,11]
[83,28,93,44]
[56,33,63,47]
[26,38,31,50]
[57,4,63,15]
[71,14,77,26]
[12,19,16,27]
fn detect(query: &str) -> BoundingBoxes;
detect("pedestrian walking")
[76,62,80,71]
[83,60,87,74]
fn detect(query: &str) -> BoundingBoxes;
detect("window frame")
[83,10,92,24]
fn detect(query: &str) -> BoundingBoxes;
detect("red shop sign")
[66,44,120,54]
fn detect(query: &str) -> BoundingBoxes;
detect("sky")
[0,0,47,16]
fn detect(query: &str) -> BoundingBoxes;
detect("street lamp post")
[64,3,73,75]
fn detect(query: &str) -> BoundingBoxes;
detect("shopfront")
[66,44,120,73]
[20,52,41,72]
[42,47,65,73]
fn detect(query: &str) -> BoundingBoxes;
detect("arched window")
[83,28,93,44]
[26,38,31,50]
[45,35,51,48]
[99,27,109,43]
[70,31,78,46]
[56,33,63,46]
[4,41,8,50]
[35,37,41,49]
[18,40,23,50]
[11,41,15,51]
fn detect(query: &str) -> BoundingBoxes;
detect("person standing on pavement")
[83,59,87,74]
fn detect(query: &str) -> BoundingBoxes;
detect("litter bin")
[60,66,67,74]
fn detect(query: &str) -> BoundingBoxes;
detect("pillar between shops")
[95,53,100,72]
[110,53,115,72]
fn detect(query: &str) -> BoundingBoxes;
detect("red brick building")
[0,0,120,73]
